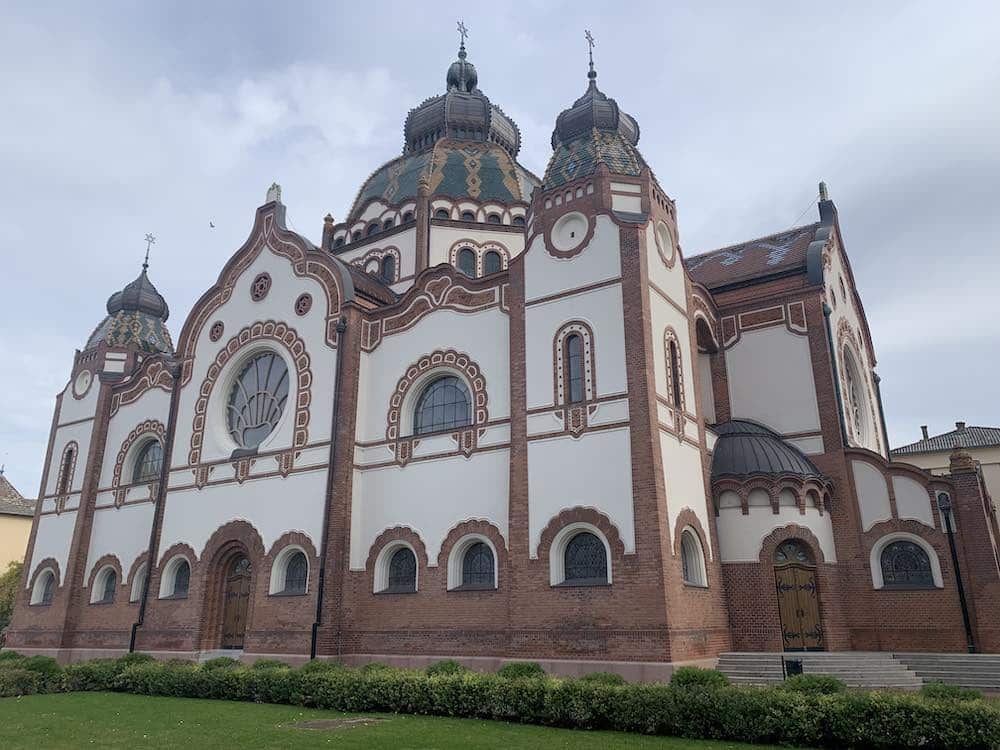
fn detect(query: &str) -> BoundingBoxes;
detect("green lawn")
[0,692,796,750]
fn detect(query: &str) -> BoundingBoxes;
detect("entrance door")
[221,556,252,649]
[773,540,824,651]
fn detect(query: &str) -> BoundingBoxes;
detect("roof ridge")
[686,221,821,262]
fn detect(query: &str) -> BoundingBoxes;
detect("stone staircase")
[894,653,1000,691]
[717,652,923,689]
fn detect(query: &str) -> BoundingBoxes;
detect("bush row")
[2,652,999,749]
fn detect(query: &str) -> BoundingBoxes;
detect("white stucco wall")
[852,459,892,531]
[27,511,78,585]
[85,503,155,579]
[726,326,821,435]
[716,505,837,563]
[523,215,621,303]
[660,432,712,555]
[892,474,934,527]
[99,387,171,487]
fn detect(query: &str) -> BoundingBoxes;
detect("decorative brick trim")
[363,269,504,352]
[385,349,488,465]
[250,272,272,301]
[209,321,224,342]
[663,326,686,428]
[447,239,511,277]
[188,320,312,466]
[757,525,828,565]
[124,552,149,599]
[110,358,174,417]
[199,519,267,564]
[540,208,597,259]
[28,557,62,590]
[175,204,343,384]
[365,526,429,574]
[672,508,710,559]
[536,507,627,561]
[53,441,78,511]
[653,219,677,269]
[294,293,313,316]
[720,301,811,350]
[111,419,166,506]
[551,320,598,438]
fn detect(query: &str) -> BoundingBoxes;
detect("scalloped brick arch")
[757,524,828,565]
[365,526,429,570]
[113,419,166,493]
[188,320,312,466]
[536,506,626,561]
[437,519,507,568]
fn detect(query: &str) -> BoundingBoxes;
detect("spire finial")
[819,181,829,201]
[143,233,156,271]
[457,20,469,56]
[585,29,597,82]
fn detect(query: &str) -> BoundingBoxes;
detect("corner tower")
[511,40,730,665]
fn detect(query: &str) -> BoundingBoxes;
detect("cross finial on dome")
[143,233,156,271]
[585,29,597,83]
[457,20,469,50]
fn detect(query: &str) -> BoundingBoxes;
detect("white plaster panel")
[527,428,634,558]
[46,421,95,496]
[726,326,821,434]
[611,194,642,213]
[716,505,837,563]
[99,387,171,487]
[356,306,509,443]
[852,460,892,531]
[892,474,934,527]
[588,398,629,427]
[57,376,100,425]
[786,436,825,455]
[350,450,509,570]
[86,503,155,577]
[649,291,696,410]
[524,214,622,302]
[171,244,339,466]
[526,411,562,437]
[644,222,686,309]
[158,468,328,561]
[660,432,712,555]
[27,511,78,585]
[698,352,716,424]
[429,225,524,268]
[524,284,626,409]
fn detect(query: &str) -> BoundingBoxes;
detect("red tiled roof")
[684,223,821,290]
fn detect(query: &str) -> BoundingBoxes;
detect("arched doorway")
[220,556,252,650]
[773,539,824,651]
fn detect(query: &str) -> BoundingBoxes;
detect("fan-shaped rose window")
[226,352,289,450]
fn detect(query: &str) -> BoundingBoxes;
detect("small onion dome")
[84,267,173,354]
[446,43,478,93]
[711,420,824,480]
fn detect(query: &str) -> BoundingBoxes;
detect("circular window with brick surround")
[294,293,312,316]
[250,273,272,301]
[550,211,589,254]
[72,370,93,398]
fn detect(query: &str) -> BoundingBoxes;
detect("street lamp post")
[937,491,976,653]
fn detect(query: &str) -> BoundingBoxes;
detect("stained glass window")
[381,255,396,283]
[133,440,163,483]
[99,570,117,604]
[462,542,494,588]
[413,376,471,435]
[41,572,54,605]
[284,551,308,594]
[565,334,584,403]
[564,532,607,584]
[387,547,416,592]
[774,540,813,564]
[484,251,502,275]
[227,352,290,450]
[681,531,705,586]
[881,541,934,588]
[458,248,476,277]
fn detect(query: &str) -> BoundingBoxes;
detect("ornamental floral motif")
[250,273,272,301]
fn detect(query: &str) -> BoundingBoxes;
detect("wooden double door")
[221,556,252,650]
[773,540,824,651]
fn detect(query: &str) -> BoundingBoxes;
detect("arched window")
[843,349,869,444]
[483,251,502,276]
[31,569,56,606]
[129,563,147,603]
[159,557,191,599]
[93,568,117,604]
[227,352,290,450]
[487,213,501,224]
[774,539,814,564]
[283,551,308,594]
[457,248,476,277]
[381,255,396,283]
[668,340,682,408]
[387,547,417,593]
[681,529,707,587]
[462,542,495,589]
[334,237,344,248]
[565,333,584,403]
[435,208,450,220]
[382,218,394,231]
[57,445,75,495]
[133,440,163,484]
[413,376,472,435]
[367,223,380,237]
[564,532,608,585]
[174,560,191,598]
[352,230,361,242]
[402,211,414,223]
[460,210,476,222]
[512,215,526,227]
[881,540,934,588]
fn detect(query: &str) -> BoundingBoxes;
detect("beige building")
[893,422,1000,506]
[0,474,35,571]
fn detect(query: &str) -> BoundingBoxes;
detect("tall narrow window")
[133,440,163,484]
[483,251,502,276]
[668,340,682,408]
[457,248,476,277]
[381,255,396,283]
[565,334,584,403]
[283,551,308,594]
[173,560,191,598]
[58,446,74,495]
[461,542,495,589]
[98,570,117,604]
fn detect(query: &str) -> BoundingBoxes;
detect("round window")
[550,211,589,253]
[72,370,92,398]
[226,352,290,450]
[655,221,675,264]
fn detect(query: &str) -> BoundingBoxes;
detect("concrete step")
[717,652,921,690]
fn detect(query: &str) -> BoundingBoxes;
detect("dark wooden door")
[221,556,252,649]
[774,563,824,651]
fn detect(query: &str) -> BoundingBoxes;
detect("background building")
[0,472,35,571]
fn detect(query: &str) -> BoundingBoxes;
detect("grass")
[0,692,798,750]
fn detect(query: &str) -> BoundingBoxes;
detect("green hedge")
[0,651,999,749]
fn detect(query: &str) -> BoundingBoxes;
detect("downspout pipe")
[937,492,977,653]
[130,360,183,652]
[822,302,849,446]
[311,316,348,660]
[873,372,891,457]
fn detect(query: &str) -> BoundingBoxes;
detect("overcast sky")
[1,1,998,494]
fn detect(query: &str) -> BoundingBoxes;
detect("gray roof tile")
[893,425,1000,455]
